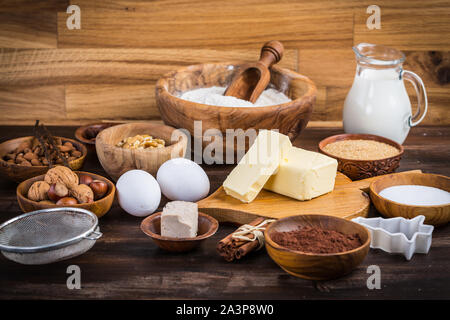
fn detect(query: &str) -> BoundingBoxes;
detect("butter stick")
[264,147,338,201]
[223,130,292,203]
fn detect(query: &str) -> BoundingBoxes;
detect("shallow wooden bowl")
[319,133,404,181]
[156,63,316,156]
[265,215,370,280]
[370,172,450,226]
[140,212,219,252]
[16,171,115,218]
[0,136,87,183]
[95,122,188,181]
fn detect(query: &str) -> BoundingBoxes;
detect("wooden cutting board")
[198,170,421,225]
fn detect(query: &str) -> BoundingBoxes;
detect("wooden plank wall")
[0,0,448,126]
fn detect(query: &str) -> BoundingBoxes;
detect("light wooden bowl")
[370,172,450,226]
[319,133,404,181]
[265,215,370,280]
[16,171,115,218]
[140,212,219,252]
[0,136,87,183]
[156,63,316,156]
[95,122,188,181]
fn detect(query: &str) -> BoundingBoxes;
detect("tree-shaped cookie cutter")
[352,215,433,260]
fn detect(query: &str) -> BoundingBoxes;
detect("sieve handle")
[84,230,102,241]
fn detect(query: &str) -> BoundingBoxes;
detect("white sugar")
[379,185,450,206]
[179,86,291,107]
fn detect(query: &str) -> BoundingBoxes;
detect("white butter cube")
[264,147,338,200]
[223,130,292,203]
[161,201,198,238]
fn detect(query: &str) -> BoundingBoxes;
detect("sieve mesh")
[0,208,97,251]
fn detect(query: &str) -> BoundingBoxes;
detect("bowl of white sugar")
[370,172,450,226]
[155,63,316,158]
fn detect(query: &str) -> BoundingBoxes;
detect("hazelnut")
[79,174,93,186]
[48,183,69,202]
[70,184,94,204]
[56,197,78,206]
[28,181,50,201]
[44,166,79,189]
[90,180,108,200]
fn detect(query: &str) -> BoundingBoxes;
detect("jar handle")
[402,70,428,127]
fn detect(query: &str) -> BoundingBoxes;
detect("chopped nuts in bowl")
[95,122,188,181]
[116,134,165,149]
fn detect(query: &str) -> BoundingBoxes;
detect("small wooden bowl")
[370,172,450,226]
[265,215,370,280]
[75,123,116,147]
[0,136,87,183]
[140,212,219,252]
[16,171,115,218]
[95,122,188,181]
[156,63,316,156]
[318,133,404,181]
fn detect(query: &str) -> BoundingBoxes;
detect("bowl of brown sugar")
[265,215,370,280]
[318,133,404,180]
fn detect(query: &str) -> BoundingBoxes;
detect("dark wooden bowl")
[75,122,116,147]
[140,212,219,252]
[0,136,87,183]
[318,133,404,181]
[370,172,450,226]
[265,215,370,280]
[156,62,316,157]
[16,171,115,218]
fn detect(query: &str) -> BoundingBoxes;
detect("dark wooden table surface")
[0,125,449,300]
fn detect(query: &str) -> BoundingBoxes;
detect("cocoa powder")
[271,226,362,254]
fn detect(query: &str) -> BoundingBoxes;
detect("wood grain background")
[0,0,448,126]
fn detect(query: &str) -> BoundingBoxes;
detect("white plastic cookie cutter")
[352,215,434,260]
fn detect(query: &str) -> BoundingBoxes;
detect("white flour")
[379,185,450,206]
[179,86,291,107]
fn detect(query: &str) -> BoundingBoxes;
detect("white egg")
[116,170,161,217]
[157,158,210,202]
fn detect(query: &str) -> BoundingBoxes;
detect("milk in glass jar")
[343,43,428,144]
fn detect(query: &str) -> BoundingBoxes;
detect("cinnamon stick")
[216,217,268,262]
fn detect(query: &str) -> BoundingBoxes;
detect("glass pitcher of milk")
[343,43,428,144]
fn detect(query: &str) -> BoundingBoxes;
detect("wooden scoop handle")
[258,40,284,68]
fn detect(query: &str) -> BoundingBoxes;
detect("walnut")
[27,181,50,201]
[44,166,79,189]
[70,184,94,204]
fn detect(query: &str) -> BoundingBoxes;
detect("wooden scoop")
[224,40,284,103]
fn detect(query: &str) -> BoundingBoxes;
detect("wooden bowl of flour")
[156,63,316,157]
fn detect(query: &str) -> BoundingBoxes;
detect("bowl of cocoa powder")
[265,215,370,280]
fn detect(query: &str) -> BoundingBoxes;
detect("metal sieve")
[0,207,102,265]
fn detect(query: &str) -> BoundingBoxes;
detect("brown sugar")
[323,139,400,160]
[271,226,363,254]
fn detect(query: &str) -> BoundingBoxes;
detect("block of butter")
[223,130,292,203]
[161,201,198,238]
[264,147,338,201]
